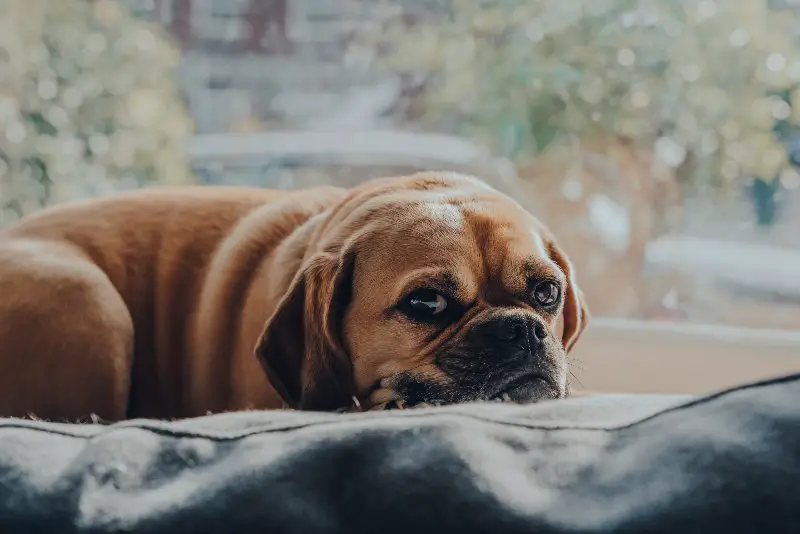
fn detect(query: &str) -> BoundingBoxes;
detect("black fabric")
[1,375,799,533]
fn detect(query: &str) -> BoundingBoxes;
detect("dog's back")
[0,185,345,421]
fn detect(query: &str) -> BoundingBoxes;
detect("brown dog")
[0,172,588,421]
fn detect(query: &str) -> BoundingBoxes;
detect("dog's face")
[255,172,589,411]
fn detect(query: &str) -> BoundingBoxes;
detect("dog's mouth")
[382,398,433,410]
[377,373,554,411]
[489,372,559,403]
[382,392,510,410]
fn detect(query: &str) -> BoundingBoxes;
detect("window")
[5,0,799,395]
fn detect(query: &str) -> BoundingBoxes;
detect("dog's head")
[255,172,589,411]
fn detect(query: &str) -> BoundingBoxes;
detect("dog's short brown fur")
[0,172,588,421]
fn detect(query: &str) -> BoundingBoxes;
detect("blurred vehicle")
[185,129,518,189]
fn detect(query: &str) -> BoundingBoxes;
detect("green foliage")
[360,0,800,191]
[0,0,194,225]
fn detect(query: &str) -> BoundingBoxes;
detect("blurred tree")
[359,0,800,202]
[0,0,194,225]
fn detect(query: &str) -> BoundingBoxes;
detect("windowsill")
[570,318,800,396]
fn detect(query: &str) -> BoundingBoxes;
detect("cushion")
[1,374,798,533]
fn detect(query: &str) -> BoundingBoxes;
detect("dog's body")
[0,173,587,421]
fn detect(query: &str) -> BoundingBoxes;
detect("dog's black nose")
[474,315,547,346]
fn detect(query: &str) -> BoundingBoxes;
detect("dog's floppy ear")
[546,237,589,353]
[254,247,355,411]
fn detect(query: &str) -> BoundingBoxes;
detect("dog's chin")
[498,374,563,403]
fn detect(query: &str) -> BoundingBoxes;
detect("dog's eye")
[532,280,560,307]
[403,289,449,319]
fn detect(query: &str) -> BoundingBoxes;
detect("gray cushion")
[0,375,798,533]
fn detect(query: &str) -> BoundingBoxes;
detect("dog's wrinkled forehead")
[413,194,545,252]
[320,172,520,245]
[313,172,562,290]
[346,188,558,293]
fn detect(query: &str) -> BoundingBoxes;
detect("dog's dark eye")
[532,280,560,307]
[403,289,449,319]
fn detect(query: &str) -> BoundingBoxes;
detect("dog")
[0,172,588,421]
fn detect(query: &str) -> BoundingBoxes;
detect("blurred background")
[2,0,799,392]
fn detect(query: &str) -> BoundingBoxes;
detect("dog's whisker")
[568,370,584,389]
[567,358,587,370]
